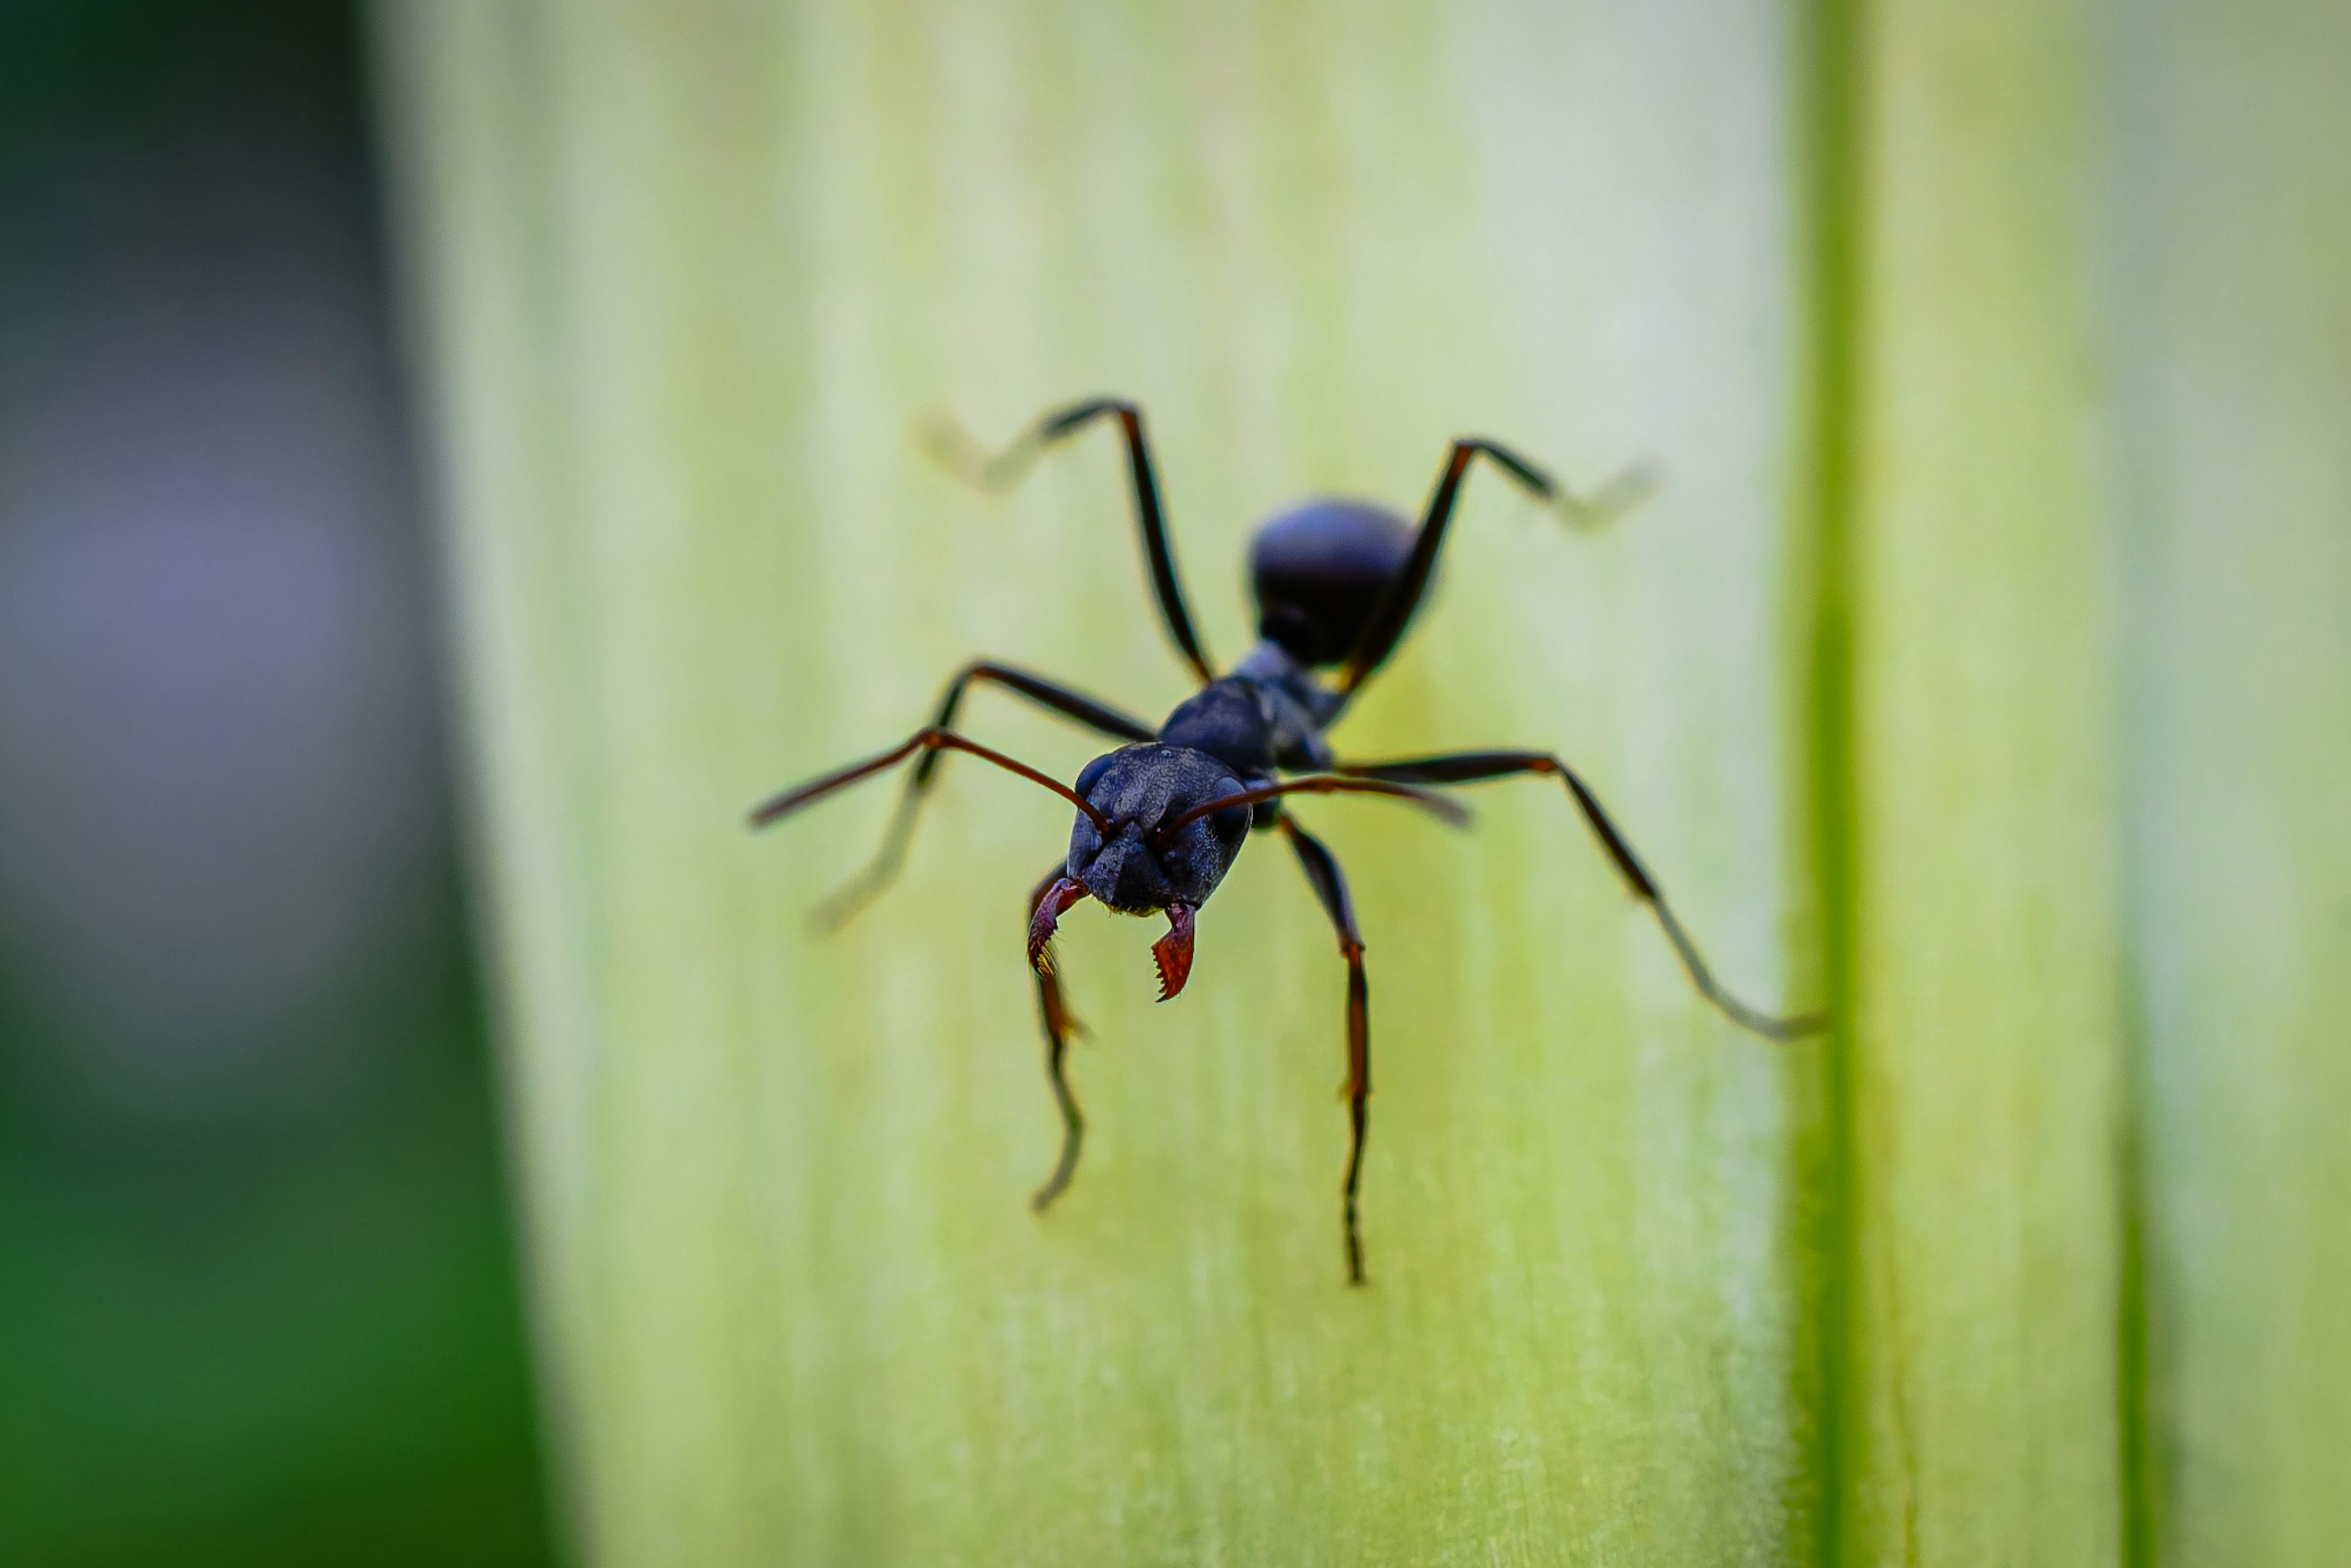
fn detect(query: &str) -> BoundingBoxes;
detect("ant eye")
[1206,777,1250,841]
[1074,753,1116,800]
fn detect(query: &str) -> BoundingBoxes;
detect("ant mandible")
[751,397,1824,1284]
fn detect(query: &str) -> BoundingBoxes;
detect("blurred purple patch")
[0,203,449,1127]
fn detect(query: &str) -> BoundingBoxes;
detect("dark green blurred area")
[0,4,554,1564]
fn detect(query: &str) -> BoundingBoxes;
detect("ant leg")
[1279,817,1374,1285]
[1026,863,1089,1212]
[1338,440,1657,696]
[816,662,1155,929]
[1338,751,1825,1041]
[920,397,1218,685]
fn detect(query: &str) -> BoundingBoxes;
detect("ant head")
[1063,743,1254,914]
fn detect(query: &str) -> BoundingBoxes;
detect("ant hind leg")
[920,398,1218,685]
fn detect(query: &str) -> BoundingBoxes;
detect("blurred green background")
[0,4,552,1563]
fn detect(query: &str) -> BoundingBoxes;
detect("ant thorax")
[1229,641,1340,772]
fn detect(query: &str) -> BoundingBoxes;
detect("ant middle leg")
[1337,751,1824,1041]
[1279,816,1375,1285]
[920,397,1218,685]
[1338,439,1657,696]
[816,662,1155,929]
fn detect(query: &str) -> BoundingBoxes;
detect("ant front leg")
[1024,863,1090,1212]
[1338,751,1826,1041]
[1279,817,1374,1285]
[1339,439,1657,696]
[817,662,1155,928]
[920,397,1218,685]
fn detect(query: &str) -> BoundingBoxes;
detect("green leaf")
[375,0,2350,1561]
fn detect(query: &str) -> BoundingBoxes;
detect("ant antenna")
[750,727,1110,836]
[1150,775,1470,848]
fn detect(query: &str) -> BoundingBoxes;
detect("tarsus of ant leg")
[811,779,921,931]
[1337,751,1826,1043]
[1550,459,1662,530]
[748,727,1109,835]
[915,409,1046,491]
[1338,440,1661,697]
[1649,896,1824,1042]
[1032,1051,1084,1212]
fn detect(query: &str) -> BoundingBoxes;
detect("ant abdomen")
[1248,498,1417,668]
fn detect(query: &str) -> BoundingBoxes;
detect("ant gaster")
[751,397,1824,1283]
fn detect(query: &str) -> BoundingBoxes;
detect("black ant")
[751,397,1823,1283]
